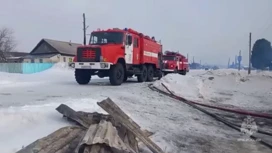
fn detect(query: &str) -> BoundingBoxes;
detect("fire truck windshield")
[89,32,124,45]
[163,56,175,61]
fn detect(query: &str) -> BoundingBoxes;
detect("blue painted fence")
[0,63,54,74]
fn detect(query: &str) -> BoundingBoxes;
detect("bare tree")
[0,27,17,62]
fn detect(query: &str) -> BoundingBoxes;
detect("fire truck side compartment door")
[179,57,183,70]
[125,34,133,64]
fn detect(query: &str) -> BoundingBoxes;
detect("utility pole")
[238,50,241,71]
[235,55,237,68]
[228,58,230,68]
[248,32,252,74]
[187,53,189,60]
[193,56,195,63]
[83,13,89,45]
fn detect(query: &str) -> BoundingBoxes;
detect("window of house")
[31,59,34,63]
[39,59,43,63]
[69,58,72,62]
[133,38,138,48]
[63,57,66,62]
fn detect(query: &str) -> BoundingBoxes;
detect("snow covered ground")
[0,65,272,153]
[154,69,272,112]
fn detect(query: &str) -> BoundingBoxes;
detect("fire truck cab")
[71,28,163,86]
[162,51,189,75]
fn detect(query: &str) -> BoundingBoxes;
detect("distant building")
[3,52,29,63]
[190,62,201,69]
[24,39,82,63]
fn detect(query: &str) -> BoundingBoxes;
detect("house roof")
[4,52,29,57]
[31,39,82,56]
[24,53,58,59]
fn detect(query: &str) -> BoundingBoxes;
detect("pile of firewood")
[16,98,165,153]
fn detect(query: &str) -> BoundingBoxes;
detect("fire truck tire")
[109,63,124,86]
[137,65,147,82]
[75,69,91,85]
[158,71,163,80]
[174,68,178,73]
[147,65,154,82]
[180,70,187,75]
[123,74,128,82]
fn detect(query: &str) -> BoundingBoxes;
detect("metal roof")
[30,39,82,56]
[43,39,82,56]
[4,52,29,57]
[24,53,58,59]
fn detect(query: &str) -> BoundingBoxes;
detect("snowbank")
[0,62,74,89]
[153,74,207,101]
[51,62,73,71]
[154,69,272,111]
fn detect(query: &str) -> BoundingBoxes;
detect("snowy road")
[0,67,271,153]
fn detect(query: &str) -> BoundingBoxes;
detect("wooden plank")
[97,98,165,153]
[56,104,112,128]
[16,126,85,153]
[56,104,90,128]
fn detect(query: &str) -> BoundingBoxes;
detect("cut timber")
[142,129,154,138]
[56,104,112,128]
[57,104,139,153]
[97,98,165,153]
[75,120,136,153]
[78,144,113,153]
[138,130,155,147]
[16,126,85,153]
[56,104,90,128]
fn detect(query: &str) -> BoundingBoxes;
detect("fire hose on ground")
[148,83,272,150]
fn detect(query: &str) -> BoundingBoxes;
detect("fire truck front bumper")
[162,69,175,72]
[72,62,112,70]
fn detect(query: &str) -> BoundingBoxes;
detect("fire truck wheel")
[181,70,187,75]
[123,74,128,82]
[109,63,124,86]
[137,65,147,82]
[75,69,91,85]
[147,65,154,82]
[174,68,178,73]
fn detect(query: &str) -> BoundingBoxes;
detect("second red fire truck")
[162,51,189,75]
[71,28,163,86]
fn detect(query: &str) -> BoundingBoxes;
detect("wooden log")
[56,104,90,128]
[76,111,113,125]
[142,130,154,138]
[56,104,112,128]
[16,126,85,153]
[80,144,113,153]
[97,98,165,153]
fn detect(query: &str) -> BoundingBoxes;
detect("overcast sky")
[1,0,272,65]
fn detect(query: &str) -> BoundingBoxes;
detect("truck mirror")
[127,35,132,45]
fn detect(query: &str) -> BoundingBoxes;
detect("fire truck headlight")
[69,63,75,68]
[100,63,109,68]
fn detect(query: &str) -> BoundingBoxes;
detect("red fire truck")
[162,51,189,75]
[71,28,163,85]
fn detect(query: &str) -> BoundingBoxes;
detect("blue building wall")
[0,63,54,74]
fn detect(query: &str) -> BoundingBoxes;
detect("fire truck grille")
[77,47,101,62]
[82,50,95,58]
